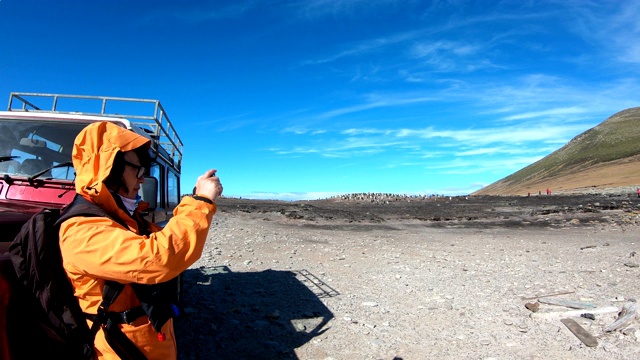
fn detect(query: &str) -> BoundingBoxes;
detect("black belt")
[86,306,146,325]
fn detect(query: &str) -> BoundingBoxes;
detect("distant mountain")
[473,107,640,196]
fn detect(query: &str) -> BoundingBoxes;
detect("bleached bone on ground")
[530,306,619,320]
[538,297,596,309]
[603,302,637,332]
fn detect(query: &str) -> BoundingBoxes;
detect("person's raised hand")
[194,169,223,202]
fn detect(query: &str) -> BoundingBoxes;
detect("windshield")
[0,118,89,180]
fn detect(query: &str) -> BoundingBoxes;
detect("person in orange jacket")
[59,121,222,359]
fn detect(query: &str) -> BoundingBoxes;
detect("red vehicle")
[0,92,185,355]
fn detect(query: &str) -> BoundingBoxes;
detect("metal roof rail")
[7,92,184,170]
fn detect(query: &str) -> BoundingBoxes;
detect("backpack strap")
[97,281,147,360]
[88,280,124,336]
[84,282,147,360]
[57,195,128,229]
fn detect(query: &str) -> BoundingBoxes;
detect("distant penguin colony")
[330,192,462,204]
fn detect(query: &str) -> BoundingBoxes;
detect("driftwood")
[538,297,596,309]
[530,306,618,320]
[521,290,575,301]
[603,302,637,332]
[561,318,598,347]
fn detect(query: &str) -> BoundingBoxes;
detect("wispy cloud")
[391,124,587,146]
[568,1,640,65]
[409,39,499,73]
[269,121,586,161]
[500,107,587,121]
[281,126,326,136]
[454,146,548,157]
[428,155,545,174]
[301,30,422,66]
[317,94,439,119]
[233,190,345,201]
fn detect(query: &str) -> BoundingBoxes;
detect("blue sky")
[1,1,639,200]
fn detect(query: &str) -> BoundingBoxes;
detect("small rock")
[518,323,528,333]
[525,302,540,312]
[580,313,596,320]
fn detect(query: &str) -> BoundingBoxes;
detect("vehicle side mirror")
[140,176,158,209]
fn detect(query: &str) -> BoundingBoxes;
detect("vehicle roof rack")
[7,92,183,170]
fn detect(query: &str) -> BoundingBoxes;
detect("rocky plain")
[174,192,640,360]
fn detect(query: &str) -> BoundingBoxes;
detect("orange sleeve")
[60,196,216,284]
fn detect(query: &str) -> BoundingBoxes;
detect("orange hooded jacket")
[59,121,216,359]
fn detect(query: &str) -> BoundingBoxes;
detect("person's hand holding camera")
[193,169,223,203]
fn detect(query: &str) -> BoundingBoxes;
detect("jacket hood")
[73,121,150,210]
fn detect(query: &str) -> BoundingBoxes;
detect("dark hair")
[104,147,150,194]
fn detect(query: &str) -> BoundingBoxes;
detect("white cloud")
[234,191,345,201]
[318,94,438,119]
[500,107,587,121]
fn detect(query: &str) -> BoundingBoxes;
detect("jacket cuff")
[192,195,214,204]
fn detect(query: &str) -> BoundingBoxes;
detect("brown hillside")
[477,155,640,196]
[473,107,640,196]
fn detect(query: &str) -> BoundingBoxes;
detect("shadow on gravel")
[175,266,337,360]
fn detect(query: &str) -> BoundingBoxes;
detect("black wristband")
[192,195,214,204]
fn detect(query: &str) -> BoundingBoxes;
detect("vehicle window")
[150,163,163,207]
[168,170,179,209]
[51,163,75,180]
[0,118,87,179]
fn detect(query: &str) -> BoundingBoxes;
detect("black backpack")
[8,196,176,360]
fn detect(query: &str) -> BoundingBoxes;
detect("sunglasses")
[124,160,147,179]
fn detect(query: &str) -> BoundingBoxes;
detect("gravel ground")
[174,195,640,360]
